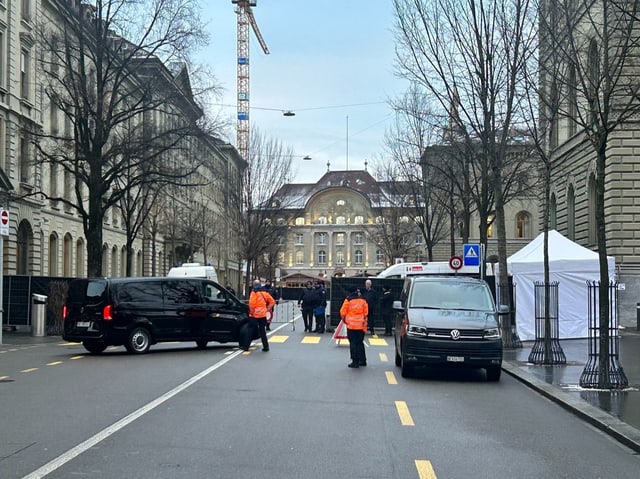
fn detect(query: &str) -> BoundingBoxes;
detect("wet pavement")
[4,328,640,452]
[503,329,640,452]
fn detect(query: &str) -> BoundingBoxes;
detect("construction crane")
[232,1,269,163]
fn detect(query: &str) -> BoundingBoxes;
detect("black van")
[63,277,250,354]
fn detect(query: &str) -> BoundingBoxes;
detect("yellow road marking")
[21,368,38,373]
[415,460,437,479]
[302,336,321,344]
[379,352,388,362]
[385,371,397,385]
[335,338,349,345]
[269,335,288,343]
[395,400,415,426]
[71,356,83,360]
[369,338,387,346]
[0,375,9,380]
[47,361,62,366]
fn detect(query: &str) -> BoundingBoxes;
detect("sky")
[196,1,408,183]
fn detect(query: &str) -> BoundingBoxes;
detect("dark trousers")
[248,316,269,350]
[382,313,393,335]
[302,308,314,331]
[314,312,326,332]
[347,329,366,364]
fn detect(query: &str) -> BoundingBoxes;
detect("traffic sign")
[0,209,8,236]
[449,255,463,270]
[463,244,480,267]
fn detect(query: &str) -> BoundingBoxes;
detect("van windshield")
[409,281,494,311]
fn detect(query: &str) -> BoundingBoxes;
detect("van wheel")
[125,327,151,354]
[196,340,208,349]
[83,340,107,354]
[238,323,250,349]
[486,366,501,382]
[400,345,413,378]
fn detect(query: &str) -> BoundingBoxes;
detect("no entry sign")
[0,209,9,236]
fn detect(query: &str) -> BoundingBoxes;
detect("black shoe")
[359,362,367,366]
[304,328,308,332]
[241,347,249,351]
[266,326,271,331]
[262,347,269,352]
[348,362,359,368]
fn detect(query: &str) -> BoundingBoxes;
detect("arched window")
[318,250,327,265]
[63,233,72,276]
[317,216,327,224]
[111,246,118,277]
[137,250,143,276]
[567,185,576,240]
[588,174,597,244]
[354,215,364,224]
[49,233,59,276]
[102,244,108,275]
[16,220,32,275]
[376,249,384,264]
[336,216,346,225]
[568,65,577,136]
[354,250,363,265]
[487,214,496,238]
[295,217,305,225]
[550,194,557,230]
[335,250,345,265]
[121,246,127,277]
[515,211,531,239]
[295,250,304,265]
[76,238,84,277]
[588,39,599,126]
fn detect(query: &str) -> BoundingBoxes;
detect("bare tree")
[393,0,538,346]
[229,129,295,295]
[538,0,640,386]
[34,0,213,276]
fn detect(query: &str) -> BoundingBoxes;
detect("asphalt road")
[2,323,640,479]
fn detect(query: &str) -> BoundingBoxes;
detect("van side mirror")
[498,304,510,315]
[392,300,403,311]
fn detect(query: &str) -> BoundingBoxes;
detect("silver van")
[393,276,503,380]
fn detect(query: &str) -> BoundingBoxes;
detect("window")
[415,233,423,244]
[354,232,364,244]
[295,251,304,265]
[49,233,58,276]
[0,30,4,89]
[20,48,30,99]
[375,216,384,224]
[336,216,346,224]
[399,216,410,223]
[335,250,345,265]
[318,250,327,265]
[317,216,327,224]
[515,211,531,239]
[295,217,305,225]
[354,250,363,265]
[277,235,285,246]
[295,233,304,245]
[354,215,364,224]
[336,199,345,206]
[550,194,557,230]
[567,185,575,240]
[487,214,496,238]
[568,65,577,136]
[376,249,384,264]
[588,174,596,244]
[63,233,72,276]
[164,280,201,305]
[22,0,31,21]
[0,118,5,172]
[50,101,59,135]
[76,238,85,277]
[588,40,599,126]
[317,232,326,245]
[19,136,30,183]
[335,233,345,245]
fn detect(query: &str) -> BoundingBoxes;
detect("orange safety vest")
[249,290,275,318]
[340,297,368,331]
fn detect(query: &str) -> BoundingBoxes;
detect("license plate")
[447,356,464,362]
[76,321,91,328]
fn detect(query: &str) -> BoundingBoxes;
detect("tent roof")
[507,230,613,273]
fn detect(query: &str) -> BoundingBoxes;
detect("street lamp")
[283,110,295,117]
[303,155,312,161]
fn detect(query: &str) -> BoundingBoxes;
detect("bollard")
[31,294,48,337]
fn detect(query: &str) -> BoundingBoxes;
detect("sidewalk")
[3,328,640,452]
[503,330,640,452]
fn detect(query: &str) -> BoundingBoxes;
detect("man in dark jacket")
[361,279,379,336]
[380,285,394,336]
[298,280,319,332]
[312,280,328,333]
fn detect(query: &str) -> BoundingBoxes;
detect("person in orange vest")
[247,279,275,352]
[339,287,369,368]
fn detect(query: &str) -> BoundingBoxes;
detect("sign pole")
[0,234,3,345]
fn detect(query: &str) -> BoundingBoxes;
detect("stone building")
[0,1,243,284]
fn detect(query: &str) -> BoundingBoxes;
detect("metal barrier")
[528,281,566,364]
[269,300,299,331]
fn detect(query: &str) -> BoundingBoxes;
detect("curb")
[503,361,640,453]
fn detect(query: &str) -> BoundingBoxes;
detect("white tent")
[507,230,615,341]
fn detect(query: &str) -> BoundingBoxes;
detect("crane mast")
[232,1,269,163]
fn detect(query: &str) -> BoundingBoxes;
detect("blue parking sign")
[463,244,480,267]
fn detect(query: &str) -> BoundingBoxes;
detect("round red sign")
[449,255,463,270]
[0,210,8,225]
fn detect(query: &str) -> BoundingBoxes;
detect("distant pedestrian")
[380,285,394,336]
[298,280,320,332]
[225,283,236,297]
[247,280,275,352]
[313,280,327,333]
[340,288,368,368]
[361,279,378,336]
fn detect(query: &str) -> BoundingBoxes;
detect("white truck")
[167,263,219,283]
